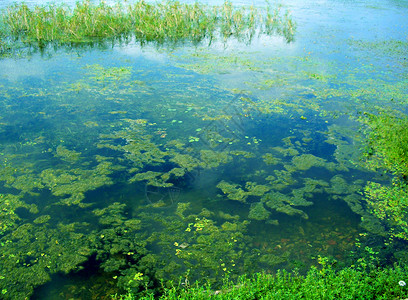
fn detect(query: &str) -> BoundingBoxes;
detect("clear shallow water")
[0,0,407,299]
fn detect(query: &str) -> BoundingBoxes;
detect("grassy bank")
[117,263,408,299]
[0,0,295,53]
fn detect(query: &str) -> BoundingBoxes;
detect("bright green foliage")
[119,264,408,300]
[0,0,296,53]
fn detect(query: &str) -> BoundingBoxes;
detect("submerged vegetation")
[0,0,295,54]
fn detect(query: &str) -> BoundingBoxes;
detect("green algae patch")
[365,180,408,240]
[267,169,298,190]
[290,154,327,171]
[248,202,270,221]
[177,50,262,74]
[170,153,200,172]
[130,171,173,187]
[262,191,309,219]
[175,202,191,219]
[40,162,114,206]
[200,150,231,168]
[33,215,51,224]
[216,180,272,202]
[262,153,281,165]
[85,64,132,82]
[272,146,299,157]
[55,145,81,163]
[245,182,271,197]
[217,180,248,202]
[325,175,358,195]
[324,124,365,171]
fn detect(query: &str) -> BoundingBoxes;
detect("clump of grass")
[266,5,296,42]
[0,14,9,53]
[0,0,296,52]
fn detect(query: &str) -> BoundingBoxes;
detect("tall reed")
[0,0,296,51]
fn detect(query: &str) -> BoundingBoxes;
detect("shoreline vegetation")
[0,0,295,54]
[118,264,408,299]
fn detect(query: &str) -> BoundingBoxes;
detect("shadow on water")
[32,254,117,300]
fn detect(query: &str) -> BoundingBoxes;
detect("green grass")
[0,0,295,53]
[117,264,408,299]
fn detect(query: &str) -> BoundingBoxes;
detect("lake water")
[0,0,407,299]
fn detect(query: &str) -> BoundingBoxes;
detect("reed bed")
[0,0,295,51]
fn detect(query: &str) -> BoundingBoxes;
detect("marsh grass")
[0,14,9,52]
[0,0,295,53]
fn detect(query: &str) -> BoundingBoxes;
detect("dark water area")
[0,0,408,299]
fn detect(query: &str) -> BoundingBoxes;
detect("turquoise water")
[0,0,407,299]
